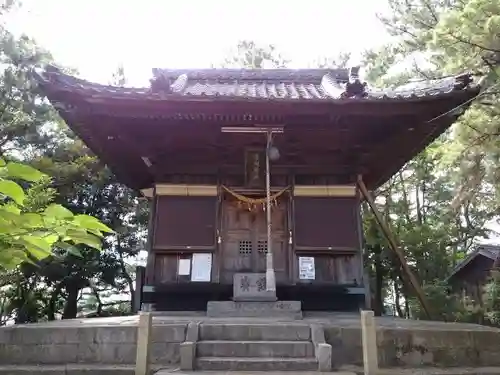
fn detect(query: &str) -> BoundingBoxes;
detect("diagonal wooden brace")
[357,175,432,320]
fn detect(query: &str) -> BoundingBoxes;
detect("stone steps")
[195,356,319,371]
[194,322,319,371]
[197,340,315,358]
[198,323,311,341]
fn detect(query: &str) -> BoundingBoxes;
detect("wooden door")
[220,199,288,284]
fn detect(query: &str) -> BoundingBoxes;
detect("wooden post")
[144,193,157,285]
[357,175,432,320]
[361,310,379,375]
[135,311,153,375]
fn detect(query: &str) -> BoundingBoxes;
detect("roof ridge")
[151,68,353,83]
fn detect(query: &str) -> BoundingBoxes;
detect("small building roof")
[448,244,500,281]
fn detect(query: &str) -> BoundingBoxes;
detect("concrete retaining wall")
[0,324,187,365]
[1,319,500,369]
[325,326,500,368]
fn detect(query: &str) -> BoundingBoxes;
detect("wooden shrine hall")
[35,67,480,312]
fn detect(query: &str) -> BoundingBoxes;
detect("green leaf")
[0,209,21,224]
[20,235,53,259]
[2,204,20,215]
[0,249,27,269]
[0,218,15,234]
[44,204,74,219]
[21,213,44,227]
[0,180,25,205]
[74,215,114,234]
[6,162,46,182]
[24,245,52,260]
[0,158,6,167]
[55,241,83,257]
[66,229,102,250]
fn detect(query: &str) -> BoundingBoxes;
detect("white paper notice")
[299,257,315,280]
[178,258,191,276]
[191,253,212,282]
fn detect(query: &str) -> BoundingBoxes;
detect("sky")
[5,0,499,243]
[5,0,392,86]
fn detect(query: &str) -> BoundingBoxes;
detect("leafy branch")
[0,158,113,270]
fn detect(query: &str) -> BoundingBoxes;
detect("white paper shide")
[191,253,212,282]
[299,256,315,280]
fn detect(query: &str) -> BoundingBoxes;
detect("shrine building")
[35,67,479,312]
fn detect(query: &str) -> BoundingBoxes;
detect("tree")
[379,0,500,207]
[25,65,147,318]
[220,40,290,68]
[360,0,500,320]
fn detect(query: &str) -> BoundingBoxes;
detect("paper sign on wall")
[191,253,212,282]
[299,257,315,280]
[178,258,191,276]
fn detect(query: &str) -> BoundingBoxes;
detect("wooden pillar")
[133,266,145,313]
[357,192,371,310]
[144,190,157,285]
[135,311,152,375]
[141,186,158,312]
[357,175,432,320]
[361,310,379,375]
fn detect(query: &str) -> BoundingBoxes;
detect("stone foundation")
[0,314,499,370]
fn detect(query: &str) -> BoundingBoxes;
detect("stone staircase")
[192,322,327,371]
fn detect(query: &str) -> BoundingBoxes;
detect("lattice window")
[238,240,252,255]
[257,240,268,254]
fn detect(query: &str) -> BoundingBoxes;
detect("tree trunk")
[394,278,404,318]
[116,239,135,312]
[47,283,63,321]
[373,245,384,316]
[62,284,79,319]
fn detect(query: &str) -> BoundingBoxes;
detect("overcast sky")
[6,0,391,86]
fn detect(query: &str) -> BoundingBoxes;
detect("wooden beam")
[152,164,356,176]
[72,93,438,119]
[357,175,433,320]
[293,185,357,197]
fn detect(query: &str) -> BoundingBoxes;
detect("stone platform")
[206,300,303,318]
[1,313,500,372]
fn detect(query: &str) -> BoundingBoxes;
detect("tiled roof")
[477,244,500,260]
[35,66,479,102]
[448,244,500,279]
[152,68,352,83]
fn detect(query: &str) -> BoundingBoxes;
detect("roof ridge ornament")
[342,67,368,99]
[170,74,188,93]
[320,74,344,99]
[150,73,173,94]
[320,66,368,99]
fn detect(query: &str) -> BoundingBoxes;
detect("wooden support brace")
[357,175,432,320]
[361,310,379,375]
[135,311,153,375]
